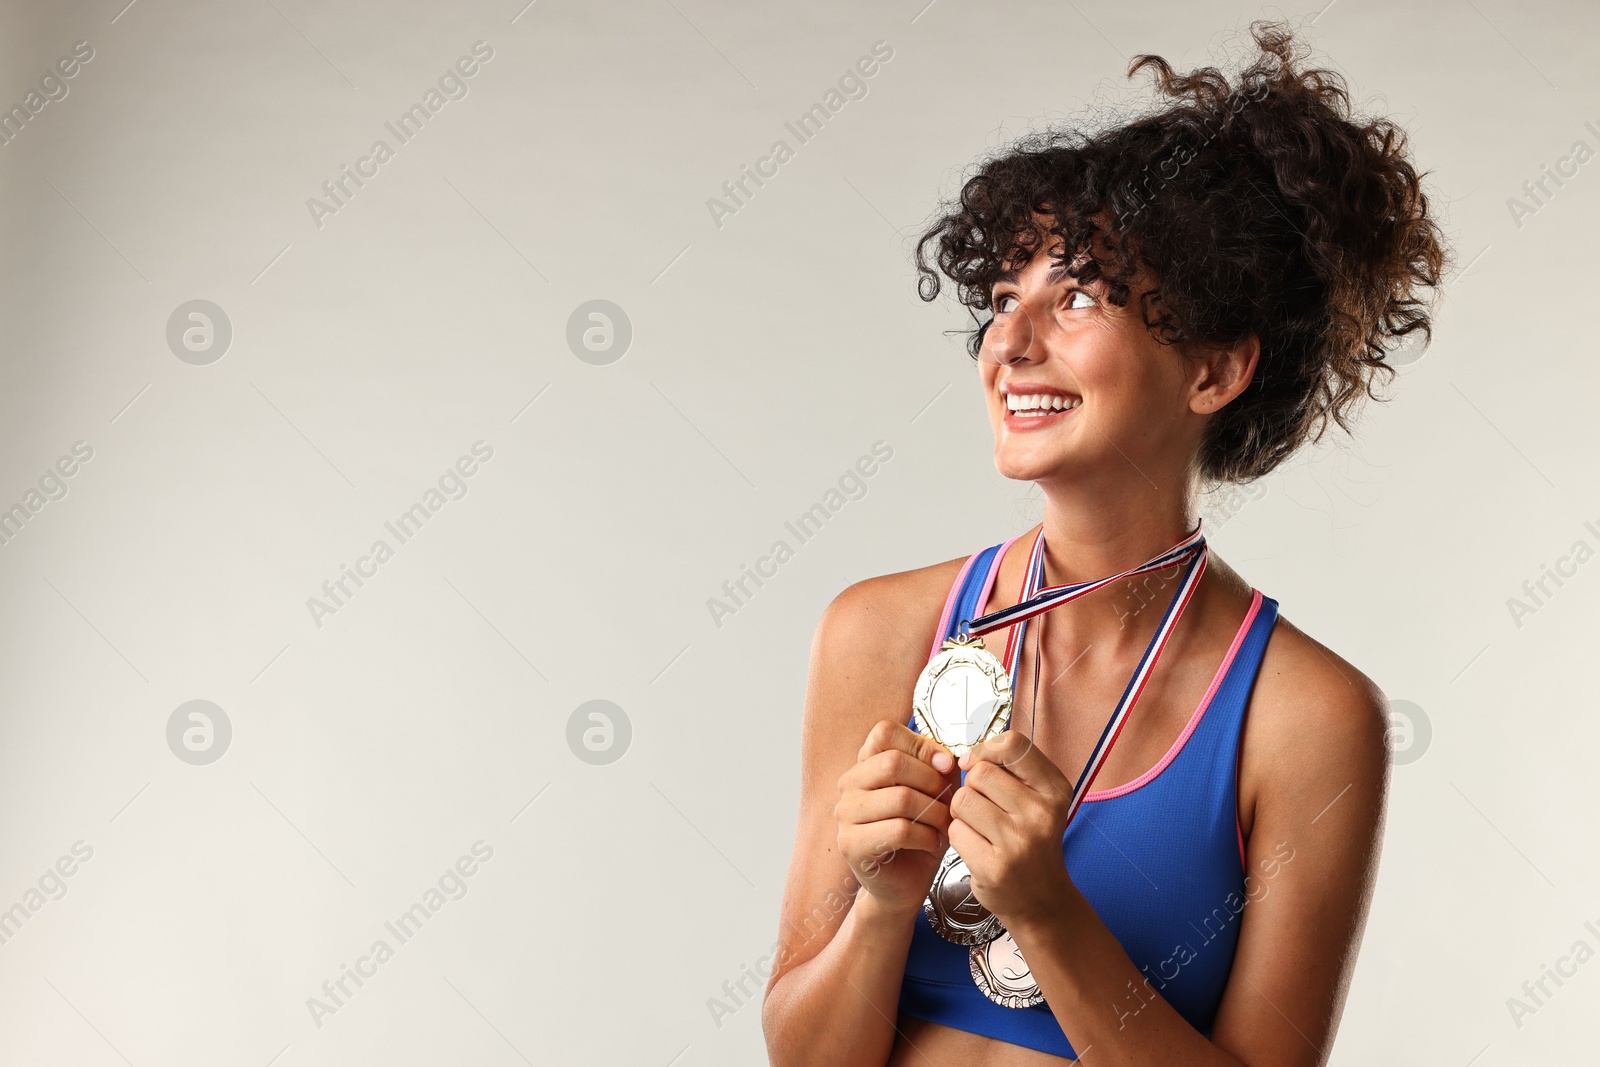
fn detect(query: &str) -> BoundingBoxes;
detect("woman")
[762,23,1446,1067]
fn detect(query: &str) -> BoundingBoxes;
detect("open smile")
[999,383,1081,431]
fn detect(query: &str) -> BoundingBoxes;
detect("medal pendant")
[923,845,1004,945]
[911,633,1013,758]
[969,931,1044,1008]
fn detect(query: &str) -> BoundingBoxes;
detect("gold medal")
[910,633,1013,757]
[969,931,1044,1008]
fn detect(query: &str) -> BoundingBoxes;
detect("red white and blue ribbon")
[962,523,1208,826]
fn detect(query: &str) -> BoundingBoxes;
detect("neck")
[1033,475,1199,589]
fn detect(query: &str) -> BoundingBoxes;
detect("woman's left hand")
[949,730,1078,930]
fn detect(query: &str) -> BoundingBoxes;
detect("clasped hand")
[837,722,1077,929]
[951,730,1077,931]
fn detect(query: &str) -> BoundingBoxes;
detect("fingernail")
[932,751,953,772]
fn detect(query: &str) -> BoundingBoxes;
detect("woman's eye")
[994,293,1018,313]
[1066,289,1096,310]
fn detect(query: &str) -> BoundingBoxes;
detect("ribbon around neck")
[958,523,1208,827]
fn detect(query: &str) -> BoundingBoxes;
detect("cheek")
[1075,328,1169,404]
[1066,338,1134,397]
[978,366,1002,414]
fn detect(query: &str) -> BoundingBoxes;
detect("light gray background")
[0,0,1594,1064]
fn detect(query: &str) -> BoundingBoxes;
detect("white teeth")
[1003,392,1080,414]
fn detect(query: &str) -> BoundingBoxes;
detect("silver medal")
[914,632,1012,946]
[923,845,1004,945]
[969,930,1044,1008]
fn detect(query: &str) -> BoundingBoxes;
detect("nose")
[979,301,1039,367]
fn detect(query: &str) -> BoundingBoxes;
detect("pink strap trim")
[1082,589,1263,802]
[929,554,979,661]
[928,535,1025,662]
[975,533,1023,625]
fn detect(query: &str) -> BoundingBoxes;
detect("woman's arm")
[761,575,959,1067]
[952,626,1390,1065]
[1204,628,1391,1064]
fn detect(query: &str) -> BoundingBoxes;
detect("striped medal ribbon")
[958,522,1210,1009]
[975,521,1208,829]
[921,527,1210,948]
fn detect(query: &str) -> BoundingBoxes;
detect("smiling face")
[977,236,1239,493]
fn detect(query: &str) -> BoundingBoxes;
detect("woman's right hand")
[834,720,960,916]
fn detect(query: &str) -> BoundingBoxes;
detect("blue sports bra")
[899,536,1280,1058]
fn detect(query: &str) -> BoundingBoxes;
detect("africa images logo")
[305,41,494,230]
[305,442,494,628]
[705,441,893,628]
[1504,517,1600,629]
[0,40,94,150]
[705,40,894,230]
[304,841,495,1028]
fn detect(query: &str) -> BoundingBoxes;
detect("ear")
[1188,336,1260,415]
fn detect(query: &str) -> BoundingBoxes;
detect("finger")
[948,815,994,858]
[858,719,957,775]
[851,817,943,858]
[949,782,1010,843]
[842,748,957,800]
[961,730,1068,795]
[837,785,953,834]
[960,758,1031,815]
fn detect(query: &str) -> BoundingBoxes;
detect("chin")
[993,444,1078,484]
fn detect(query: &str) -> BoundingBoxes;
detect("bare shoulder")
[1252,612,1389,745]
[788,550,972,813]
[811,554,969,686]
[784,553,973,900]
[1240,609,1391,825]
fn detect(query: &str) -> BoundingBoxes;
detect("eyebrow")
[993,259,1075,287]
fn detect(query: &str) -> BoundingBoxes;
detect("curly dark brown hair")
[913,21,1449,482]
